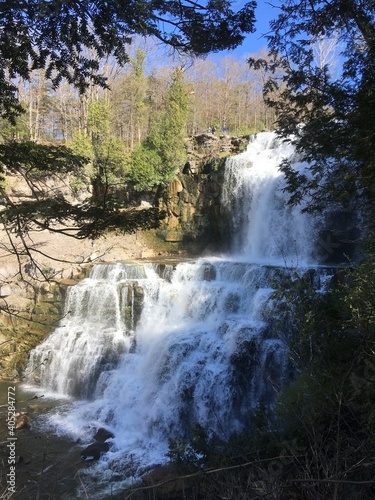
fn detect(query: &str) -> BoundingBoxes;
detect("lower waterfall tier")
[24,259,333,490]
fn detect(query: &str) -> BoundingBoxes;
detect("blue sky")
[147,2,280,67]
[225,1,280,58]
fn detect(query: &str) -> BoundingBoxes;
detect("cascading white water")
[26,258,292,490]
[24,131,328,495]
[222,131,322,266]
[25,263,147,398]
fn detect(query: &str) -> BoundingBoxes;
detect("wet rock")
[202,262,216,281]
[168,179,183,196]
[28,403,52,412]
[81,442,110,461]
[15,413,29,430]
[93,427,114,443]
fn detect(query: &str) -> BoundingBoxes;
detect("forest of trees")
[1,46,273,146]
[0,46,276,238]
[0,0,259,242]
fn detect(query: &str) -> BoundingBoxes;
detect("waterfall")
[25,263,147,398]
[26,259,294,481]
[222,131,323,266]
[24,131,331,492]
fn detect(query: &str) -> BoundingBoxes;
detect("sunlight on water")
[222,131,324,266]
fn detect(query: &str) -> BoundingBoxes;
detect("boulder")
[81,442,110,461]
[15,413,29,430]
[94,427,114,443]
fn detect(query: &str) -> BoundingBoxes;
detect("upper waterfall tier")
[222,131,354,266]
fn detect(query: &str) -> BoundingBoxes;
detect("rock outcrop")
[158,133,248,252]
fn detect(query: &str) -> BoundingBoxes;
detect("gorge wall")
[157,133,249,252]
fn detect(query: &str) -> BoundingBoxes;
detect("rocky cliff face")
[158,133,248,252]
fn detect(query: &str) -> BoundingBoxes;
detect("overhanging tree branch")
[0,0,257,122]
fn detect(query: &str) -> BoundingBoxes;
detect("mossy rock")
[122,283,145,331]
[0,267,90,380]
[32,303,62,325]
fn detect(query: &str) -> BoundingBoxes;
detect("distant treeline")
[0,46,276,147]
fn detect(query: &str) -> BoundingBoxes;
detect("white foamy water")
[222,131,322,266]
[27,261,290,469]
